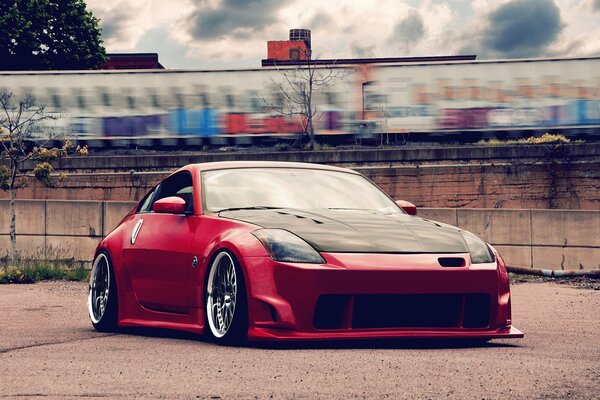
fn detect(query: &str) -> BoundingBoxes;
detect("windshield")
[202,168,402,214]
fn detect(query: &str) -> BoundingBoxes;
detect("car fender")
[93,220,131,293]
[200,231,263,284]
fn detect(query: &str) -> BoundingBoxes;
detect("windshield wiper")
[217,206,283,212]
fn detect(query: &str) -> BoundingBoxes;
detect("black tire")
[204,250,248,345]
[88,250,118,332]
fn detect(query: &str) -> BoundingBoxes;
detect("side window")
[151,171,194,213]
[137,186,159,213]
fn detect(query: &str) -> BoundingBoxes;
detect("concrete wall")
[1,200,599,271]
[0,200,136,262]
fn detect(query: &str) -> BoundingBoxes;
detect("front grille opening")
[313,294,491,330]
[353,294,462,328]
[438,257,466,267]
[314,295,351,329]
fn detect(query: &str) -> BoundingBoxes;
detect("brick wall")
[267,40,309,60]
[2,159,599,210]
[358,161,600,210]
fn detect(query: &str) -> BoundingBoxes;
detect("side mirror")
[396,200,417,216]
[153,196,187,214]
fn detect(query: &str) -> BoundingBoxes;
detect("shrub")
[33,162,53,184]
[524,133,570,144]
[477,133,571,146]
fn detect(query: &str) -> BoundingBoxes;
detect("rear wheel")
[88,251,118,332]
[205,250,248,345]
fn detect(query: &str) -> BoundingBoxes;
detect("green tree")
[0,0,106,70]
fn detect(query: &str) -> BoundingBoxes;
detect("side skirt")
[117,290,205,335]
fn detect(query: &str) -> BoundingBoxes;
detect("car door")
[123,171,198,314]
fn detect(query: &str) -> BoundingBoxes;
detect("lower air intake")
[314,294,490,330]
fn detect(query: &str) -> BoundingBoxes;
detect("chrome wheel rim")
[88,253,110,324]
[206,252,237,338]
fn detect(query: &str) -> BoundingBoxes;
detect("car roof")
[189,161,360,174]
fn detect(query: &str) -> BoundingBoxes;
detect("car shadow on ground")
[117,327,202,342]
[114,327,520,350]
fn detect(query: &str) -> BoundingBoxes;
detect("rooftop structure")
[102,53,164,70]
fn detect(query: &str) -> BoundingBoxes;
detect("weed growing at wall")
[476,133,572,146]
[0,263,88,284]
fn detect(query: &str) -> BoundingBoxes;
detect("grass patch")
[0,263,88,284]
[508,272,540,281]
[477,133,572,146]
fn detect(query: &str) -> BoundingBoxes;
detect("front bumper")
[243,252,523,342]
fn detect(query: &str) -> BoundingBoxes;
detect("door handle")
[130,219,144,245]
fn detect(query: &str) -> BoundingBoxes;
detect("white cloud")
[550,0,600,56]
[89,0,192,50]
[87,0,600,67]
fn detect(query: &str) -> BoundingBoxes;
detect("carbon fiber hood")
[219,208,469,253]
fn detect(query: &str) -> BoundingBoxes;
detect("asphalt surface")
[0,281,598,399]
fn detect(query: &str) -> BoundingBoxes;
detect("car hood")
[219,208,469,253]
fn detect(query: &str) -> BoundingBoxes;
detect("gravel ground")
[0,281,599,399]
[510,275,600,291]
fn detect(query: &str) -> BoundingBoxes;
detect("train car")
[0,56,598,143]
[362,56,600,135]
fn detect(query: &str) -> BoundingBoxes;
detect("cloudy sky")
[88,0,600,69]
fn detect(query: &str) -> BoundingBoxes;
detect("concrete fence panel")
[456,209,532,246]
[418,208,457,227]
[493,245,533,269]
[0,200,46,235]
[531,246,600,271]
[530,210,600,247]
[46,200,103,237]
[44,236,102,261]
[0,235,46,259]
[103,201,137,236]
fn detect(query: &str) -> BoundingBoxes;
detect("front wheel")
[205,250,248,345]
[88,251,118,332]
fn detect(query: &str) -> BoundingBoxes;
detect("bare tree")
[263,50,352,149]
[0,90,86,264]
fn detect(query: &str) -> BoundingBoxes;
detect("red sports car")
[88,161,523,344]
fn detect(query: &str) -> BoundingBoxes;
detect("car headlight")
[252,229,325,264]
[461,231,495,264]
